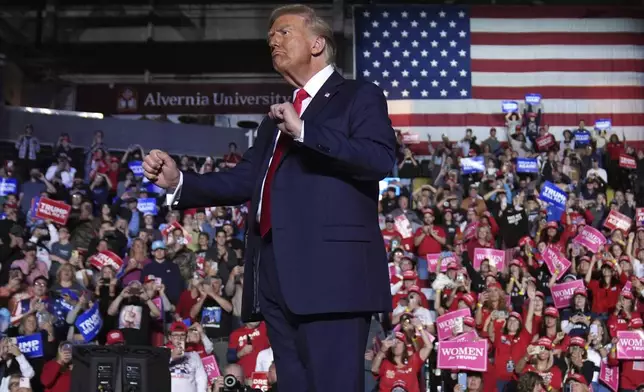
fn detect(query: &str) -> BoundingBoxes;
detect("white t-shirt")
[255,347,274,372]
[170,351,207,392]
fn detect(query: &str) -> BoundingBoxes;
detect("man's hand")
[142,149,180,189]
[269,103,303,140]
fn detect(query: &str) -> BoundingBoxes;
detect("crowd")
[0,100,643,392]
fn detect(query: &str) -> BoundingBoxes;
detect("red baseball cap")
[569,337,586,348]
[402,271,417,280]
[106,330,125,345]
[463,316,476,328]
[169,321,188,334]
[544,307,559,318]
[537,337,553,350]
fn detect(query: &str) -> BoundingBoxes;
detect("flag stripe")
[387,99,644,115]
[471,59,644,73]
[470,6,644,19]
[471,45,644,60]
[471,18,644,33]
[390,113,644,128]
[472,86,644,100]
[471,32,644,46]
[472,72,643,87]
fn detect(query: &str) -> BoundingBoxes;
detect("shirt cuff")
[294,121,304,143]
[165,171,184,209]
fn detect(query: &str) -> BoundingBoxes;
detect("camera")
[220,375,262,392]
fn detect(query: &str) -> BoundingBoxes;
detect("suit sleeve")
[301,83,396,181]
[176,146,257,209]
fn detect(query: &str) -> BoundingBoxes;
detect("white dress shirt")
[167,64,336,216]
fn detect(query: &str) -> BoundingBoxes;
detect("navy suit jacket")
[176,71,396,321]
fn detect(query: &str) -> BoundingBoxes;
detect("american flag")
[354,6,644,147]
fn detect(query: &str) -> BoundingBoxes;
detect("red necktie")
[259,89,309,236]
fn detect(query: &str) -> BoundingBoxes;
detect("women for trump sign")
[437,339,488,372]
[616,330,644,359]
[436,308,471,341]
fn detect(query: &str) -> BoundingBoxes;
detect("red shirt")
[607,311,639,338]
[41,360,72,392]
[377,352,423,392]
[522,364,563,391]
[414,226,446,256]
[228,322,271,378]
[606,142,624,161]
[587,280,621,313]
[176,289,200,320]
[382,228,403,252]
[492,323,532,381]
[607,357,644,390]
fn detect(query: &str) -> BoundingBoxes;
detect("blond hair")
[269,4,336,64]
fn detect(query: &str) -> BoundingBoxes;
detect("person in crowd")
[14,125,40,180]
[139,241,184,305]
[190,276,232,367]
[40,342,72,392]
[167,321,208,392]
[227,321,270,379]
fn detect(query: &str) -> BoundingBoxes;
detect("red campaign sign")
[35,197,71,225]
[619,153,637,169]
[535,134,555,151]
[161,221,193,244]
[250,372,269,391]
[89,251,124,271]
[636,208,644,227]
[603,210,632,233]
[462,221,478,241]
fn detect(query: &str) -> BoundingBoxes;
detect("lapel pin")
[324,92,330,98]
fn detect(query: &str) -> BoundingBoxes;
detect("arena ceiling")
[0,0,638,82]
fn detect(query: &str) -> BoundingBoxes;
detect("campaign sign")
[182,318,192,327]
[501,101,519,113]
[401,132,420,144]
[535,134,555,151]
[574,130,591,145]
[128,161,144,177]
[599,360,619,392]
[447,330,478,343]
[436,308,471,341]
[75,302,103,342]
[637,208,644,227]
[250,372,269,392]
[29,197,41,220]
[595,119,612,130]
[616,330,644,359]
[516,158,539,173]
[394,215,413,239]
[619,154,636,169]
[621,281,632,297]
[426,252,457,273]
[603,210,632,233]
[35,197,71,225]
[542,246,571,280]
[137,198,158,215]
[551,279,585,309]
[201,355,221,384]
[89,250,124,271]
[573,226,606,253]
[463,222,479,241]
[17,333,44,358]
[0,178,17,196]
[437,339,488,372]
[473,248,505,270]
[539,181,567,209]
[546,205,564,223]
[461,157,485,174]
[525,94,541,105]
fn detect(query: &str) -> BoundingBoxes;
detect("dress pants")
[258,235,371,392]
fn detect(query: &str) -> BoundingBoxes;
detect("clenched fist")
[143,149,181,189]
[269,102,303,140]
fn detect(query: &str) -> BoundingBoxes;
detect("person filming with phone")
[0,338,35,392]
[166,321,207,392]
[40,341,72,392]
[106,280,160,345]
[515,337,563,392]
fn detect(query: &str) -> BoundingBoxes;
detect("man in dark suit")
[143,4,395,391]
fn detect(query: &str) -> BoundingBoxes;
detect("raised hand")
[142,149,180,189]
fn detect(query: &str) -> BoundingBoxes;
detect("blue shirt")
[140,259,184,305]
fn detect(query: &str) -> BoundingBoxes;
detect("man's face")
[398,196,408,209]
[269,14,314,75]
[170,332,186,348]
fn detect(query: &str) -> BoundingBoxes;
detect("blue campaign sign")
[0,178,17,196]
[547,205,565,223]
[516,158,539,173]
[30,197,40,218]
[539,181,568,209]
[128,161,144,177]
[182,318,192,327]
[17,333,44,358]
[461,156,485,174]
[75,303,103,342]
[525,93,541,105]
[141,176,164,194]
[574,130,591,145]
[137,198,158,215]
[595,119,612,130]
[501,101,519,113]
